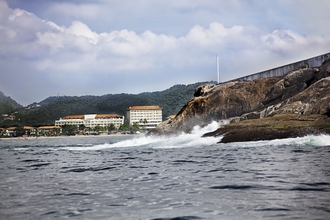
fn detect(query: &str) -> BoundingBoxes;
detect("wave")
[62,121,221,151]
[62,122,330,151]
[219,134,330,148]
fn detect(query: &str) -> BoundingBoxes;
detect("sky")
[1,0,330,106]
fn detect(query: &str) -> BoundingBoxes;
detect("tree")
[108,123,116,132]
[79,124,86,132]
[119,123,129,132]
[61,124,77,136]
[93,125,103,133]
[130,122,140,132]
[139,118,148,131]
[14,126,26,137]
[143,119,148,128]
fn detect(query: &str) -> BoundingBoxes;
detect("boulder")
[262,68,316,105]
[151,78,277,134]
[202,114,330,143]
[151,60,330,140]
[194,84,215,97]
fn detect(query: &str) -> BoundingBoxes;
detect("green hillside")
[0,92,23,126]
[0,82,210,127]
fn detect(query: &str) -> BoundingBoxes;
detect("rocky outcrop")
[262,68,317,106]
[151,59,330,141]
[152,79,276,134]
[202,114,330,143]
[193,84,215,97]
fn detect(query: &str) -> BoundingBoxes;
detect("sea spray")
[63,121,224,151]
[219,134,330,148]
[61,120,330,151]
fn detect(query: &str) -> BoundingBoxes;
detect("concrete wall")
[230,52,330,82]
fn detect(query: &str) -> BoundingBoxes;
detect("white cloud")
[37,31,65,53]
[1,0,330,105]
[1,2,330,73]
[68,21,99,44]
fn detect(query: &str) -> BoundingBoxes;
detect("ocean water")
[0,122,330,220]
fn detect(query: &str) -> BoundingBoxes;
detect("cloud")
[68,21,99,44]
[1,0,330,105]
[1,1,330,72]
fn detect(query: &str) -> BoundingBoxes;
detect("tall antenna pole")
[216,55,220,84]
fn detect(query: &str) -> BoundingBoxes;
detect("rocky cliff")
[151,59,330,142]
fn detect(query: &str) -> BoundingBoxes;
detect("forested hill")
[0,82,210,126]
[0,91,22,115]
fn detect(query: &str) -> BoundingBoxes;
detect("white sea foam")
[64,121,223,150]
[220,134,330,148]
[63,121,330,151]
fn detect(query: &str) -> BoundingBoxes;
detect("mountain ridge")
[0,82,211,127]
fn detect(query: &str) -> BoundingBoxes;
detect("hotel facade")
[55,114,124,129]
[126,106,162,130]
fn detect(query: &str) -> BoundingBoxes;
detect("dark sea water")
[1,122,330,220]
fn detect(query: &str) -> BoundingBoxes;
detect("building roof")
[127,106,162,111]
[23,126,35,130]
[6,126,35,130]
[61,114,123,120]
[38,126,61,129]
[63,115,84,119]
[95,114,123,119]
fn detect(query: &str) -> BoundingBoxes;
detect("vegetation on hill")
[0,92,23,126]
[0,82,210,127]
[0,92,22,114]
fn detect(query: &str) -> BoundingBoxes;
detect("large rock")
[194,84,215,97]
[151,59,330,139]
[275,77,330,116]
[152,78,278,134]
[262,68,316,105]
[203,114,330,143]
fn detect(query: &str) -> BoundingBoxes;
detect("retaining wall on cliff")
[230,52,330,82]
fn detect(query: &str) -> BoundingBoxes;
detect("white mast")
[216,55,220,84]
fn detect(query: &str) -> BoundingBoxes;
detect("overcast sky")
[1,0,330,106]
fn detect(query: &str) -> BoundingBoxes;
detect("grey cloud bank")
[1,0,330,106]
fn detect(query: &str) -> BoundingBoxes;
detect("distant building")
[126,106,162,130]
[4,126,36,137]
[55,114,124,129]
[38,126,62,136]
[2,113,16,121]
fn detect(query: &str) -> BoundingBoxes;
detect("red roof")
[62,114,123,119]
[127,106,162,111]
[38,126,61,129]
[95,114,123,119]
[63,115,84,119]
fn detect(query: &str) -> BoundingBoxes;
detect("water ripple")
[151,216,203,220]
[61,166,116,173]
[209,184,257,190]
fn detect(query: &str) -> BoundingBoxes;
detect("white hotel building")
[55,114,124,129]
[126,106,162,130]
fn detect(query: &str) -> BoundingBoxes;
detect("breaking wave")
[62,121,330,151]
[62,121,222,151]
[220,134,330,148]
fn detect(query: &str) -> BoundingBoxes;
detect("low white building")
[55,114,124,129]
[126,106,162,130]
